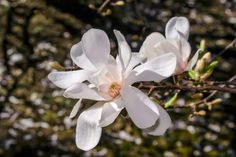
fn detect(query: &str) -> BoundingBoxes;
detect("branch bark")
[154,84,236,94]
[141,77,236,94]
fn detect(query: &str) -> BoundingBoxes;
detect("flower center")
[108,82,121,98]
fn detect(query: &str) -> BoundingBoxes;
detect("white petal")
[87,69,105,87]
[48,70,90,89]
[63,83,106,100]
[153,39,189,74]
[69,99,82,119]
[106,56,122,83]
[70,42,96,70]
[114,30,131,69]
[124,53,142,76]
[125,71,166,85]
[186,49,200,70]
[76,102,103,151]
[139,32,165,60]
[153,39,184,64]
[165,16,190,40]
[134,53,176,76]
[154,40,179,57]
[144,104,172,136]
[176,31,191,62]
[126,53,176,84]
[82,29,110,68]
[99,98,124,127]
[121,86,159,129]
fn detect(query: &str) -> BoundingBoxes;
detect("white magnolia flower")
[48,29,176,151]
[140,16,199,74]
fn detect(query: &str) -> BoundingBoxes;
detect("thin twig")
[142,84,236,94]
[213,38,236,60]
[193,74,236,106]
[97,0,110,13]
[183,78,236,86]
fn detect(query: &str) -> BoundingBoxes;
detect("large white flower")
[139,16,199,74]
[48,29,176,151]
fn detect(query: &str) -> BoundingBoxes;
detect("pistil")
[108,82,121,98]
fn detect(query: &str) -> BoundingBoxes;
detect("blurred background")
[0,0,236,157]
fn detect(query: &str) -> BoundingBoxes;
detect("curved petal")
[126,53,176,84]
[106,56,122,83]
[186,49,200,70]
[153,39,183,63]
[48,70,90,89]
[63,83,106,101]
[114,30,131,69]
[82,29,110,68]
[99,98,124,127]
[176,31,191,62]
[69,99,82,119]
[124,53,142,76]
[121,86,160,129]
[154,39,189,74]
[70,42,96,71]
[134,53,177,76]
[125,71,166,85]
[165,16,190,40]
[76,102,103,151]
[144,104,172,136]
[139,32,166,60]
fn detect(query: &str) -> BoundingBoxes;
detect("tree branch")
[141,78,236,94]
[154,84,236,94]
[192,74,236,106]
[97,0,110,13]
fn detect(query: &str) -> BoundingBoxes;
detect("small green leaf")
[188,70,197,79]
[164,93,178,108]
[204,61,218,73]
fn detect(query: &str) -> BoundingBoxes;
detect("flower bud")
[200,39,206,52]
[207,98,222,110]
[113,1,125,6]
[189,102,195,108]
[49,61,65,71]
[211,98,222,105]
[194,59,205,72]
[200,71,212,80]
[102,9,112,16]
[191,93,203,99]
[202,52,211,63]
[88,4,96,10]
[207,103,212,110]
[194,110,206,116]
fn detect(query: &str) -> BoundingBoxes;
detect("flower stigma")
[108,82,121,98]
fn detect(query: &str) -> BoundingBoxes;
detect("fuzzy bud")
[207,98,222,110]
[207,103,212,110]
[88,4,96,10]
[113,1,125,6]
[200,39,206,52]
[191,93,203,99]
[202,52,212,63]
[49,61,65,71]
[200,71,212,80]
[195,59,205,73]
[194,110,206,116]
[102,9,112,16]
[211,98,222,105]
